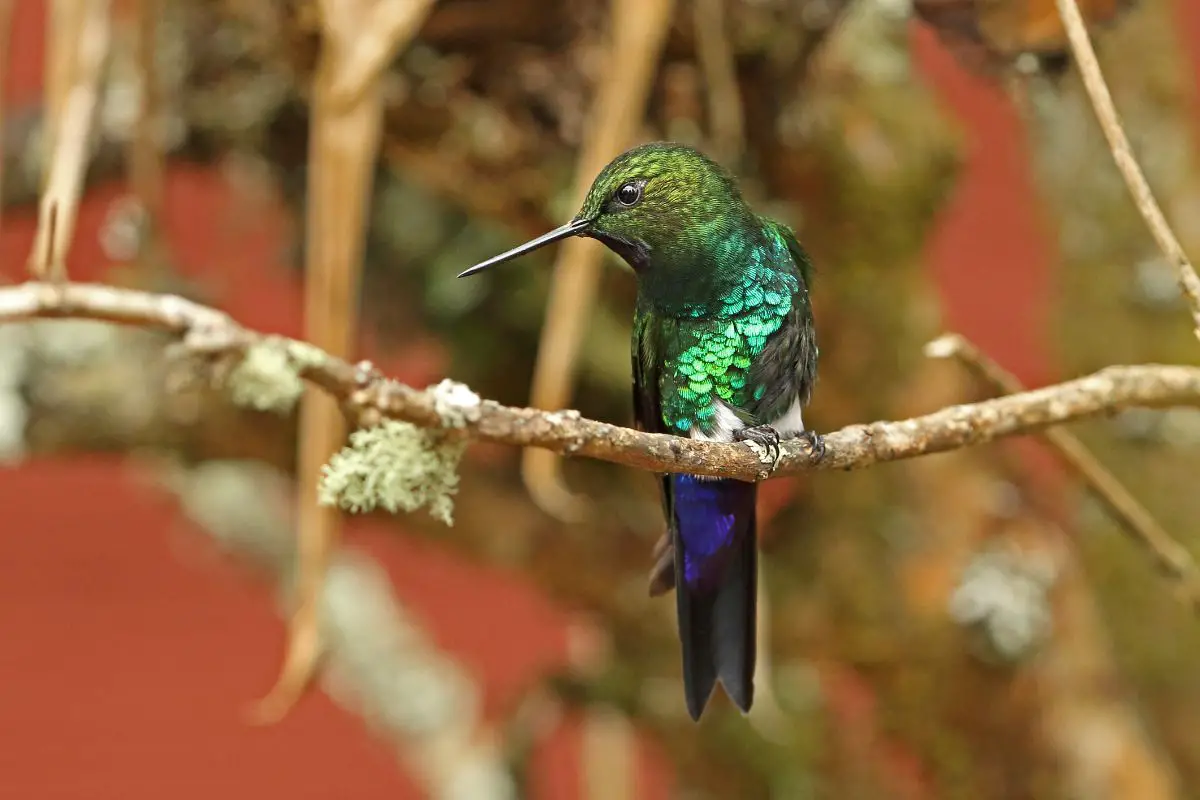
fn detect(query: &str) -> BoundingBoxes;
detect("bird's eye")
[615,182,642,207]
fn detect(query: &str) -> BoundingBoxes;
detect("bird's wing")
[632,305,675,522]
[631,304,668,436]
[745,220,818,419]
[762,217,813,288]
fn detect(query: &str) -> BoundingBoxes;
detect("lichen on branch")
[315,380,479,523]
[318,419,465,524]
[222,336,331,414]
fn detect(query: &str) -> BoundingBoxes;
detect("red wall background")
[0,2,1196,797]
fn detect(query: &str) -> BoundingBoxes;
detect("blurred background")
[2,0,1200,797]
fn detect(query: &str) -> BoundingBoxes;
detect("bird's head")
[457,143,750,292]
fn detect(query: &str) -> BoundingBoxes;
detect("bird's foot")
[735,424,783,471]
[737,425,826,472]
[795,428,826,463]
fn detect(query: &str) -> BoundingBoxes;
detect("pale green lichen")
[225,338,306,413]
[224,337,329,414]
[318,419,466,525]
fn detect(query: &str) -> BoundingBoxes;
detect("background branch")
[258,0,436,723]
[1056,0,1200,339]
[154,458,516,799]
[0,0,12,235]
[520,0,676,522]
[126,0,167,280]
[30,0,111,281]
[930,333,1200,612]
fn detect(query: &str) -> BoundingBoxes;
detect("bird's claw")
[735,424,783,471]
[797,428,826,463]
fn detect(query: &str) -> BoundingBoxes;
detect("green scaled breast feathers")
[640,220,806,436]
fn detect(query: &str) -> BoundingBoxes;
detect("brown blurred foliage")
[915,0,1136,71]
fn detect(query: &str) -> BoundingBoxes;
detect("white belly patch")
[688,395,805,443]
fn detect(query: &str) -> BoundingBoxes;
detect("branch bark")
[930,333,1200,613]
[3,281,1200,482]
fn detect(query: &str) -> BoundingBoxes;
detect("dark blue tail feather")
[670,475,758,720]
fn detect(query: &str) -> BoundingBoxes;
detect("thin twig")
[325,0,437,107]
[128,0,166,278]
[254,0,380,724]
[5,282,1200,480]
[43,0,79,151]
[521,0,677,522]
[528,6,673,774]
[693,0,744,165]
[559,0,677,769]
[1056,0,1200,339]
[30,0,112,281]
[0,0,13,236]
[929,334,1200,612]
[254,0,434,726]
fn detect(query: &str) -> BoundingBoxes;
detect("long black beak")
[456,218,591,278]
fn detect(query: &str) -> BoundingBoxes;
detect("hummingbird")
[458,142,822,720]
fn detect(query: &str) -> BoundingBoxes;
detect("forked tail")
[669,474,758,720]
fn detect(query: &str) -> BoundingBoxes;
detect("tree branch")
[929,333,1200,613]
[1056,0,1200,339]
[3,281,1200,482]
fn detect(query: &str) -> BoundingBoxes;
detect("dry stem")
[1055,0,1200,339]
[30,0,112,281]
[930,334,1200,613]
[127,0,166,277]
[520,0,676,522]
[254,0,434,725]
[324,0,437,106]
[156,459,515,799]
[0,0,13,235]
[693,0,744,165]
